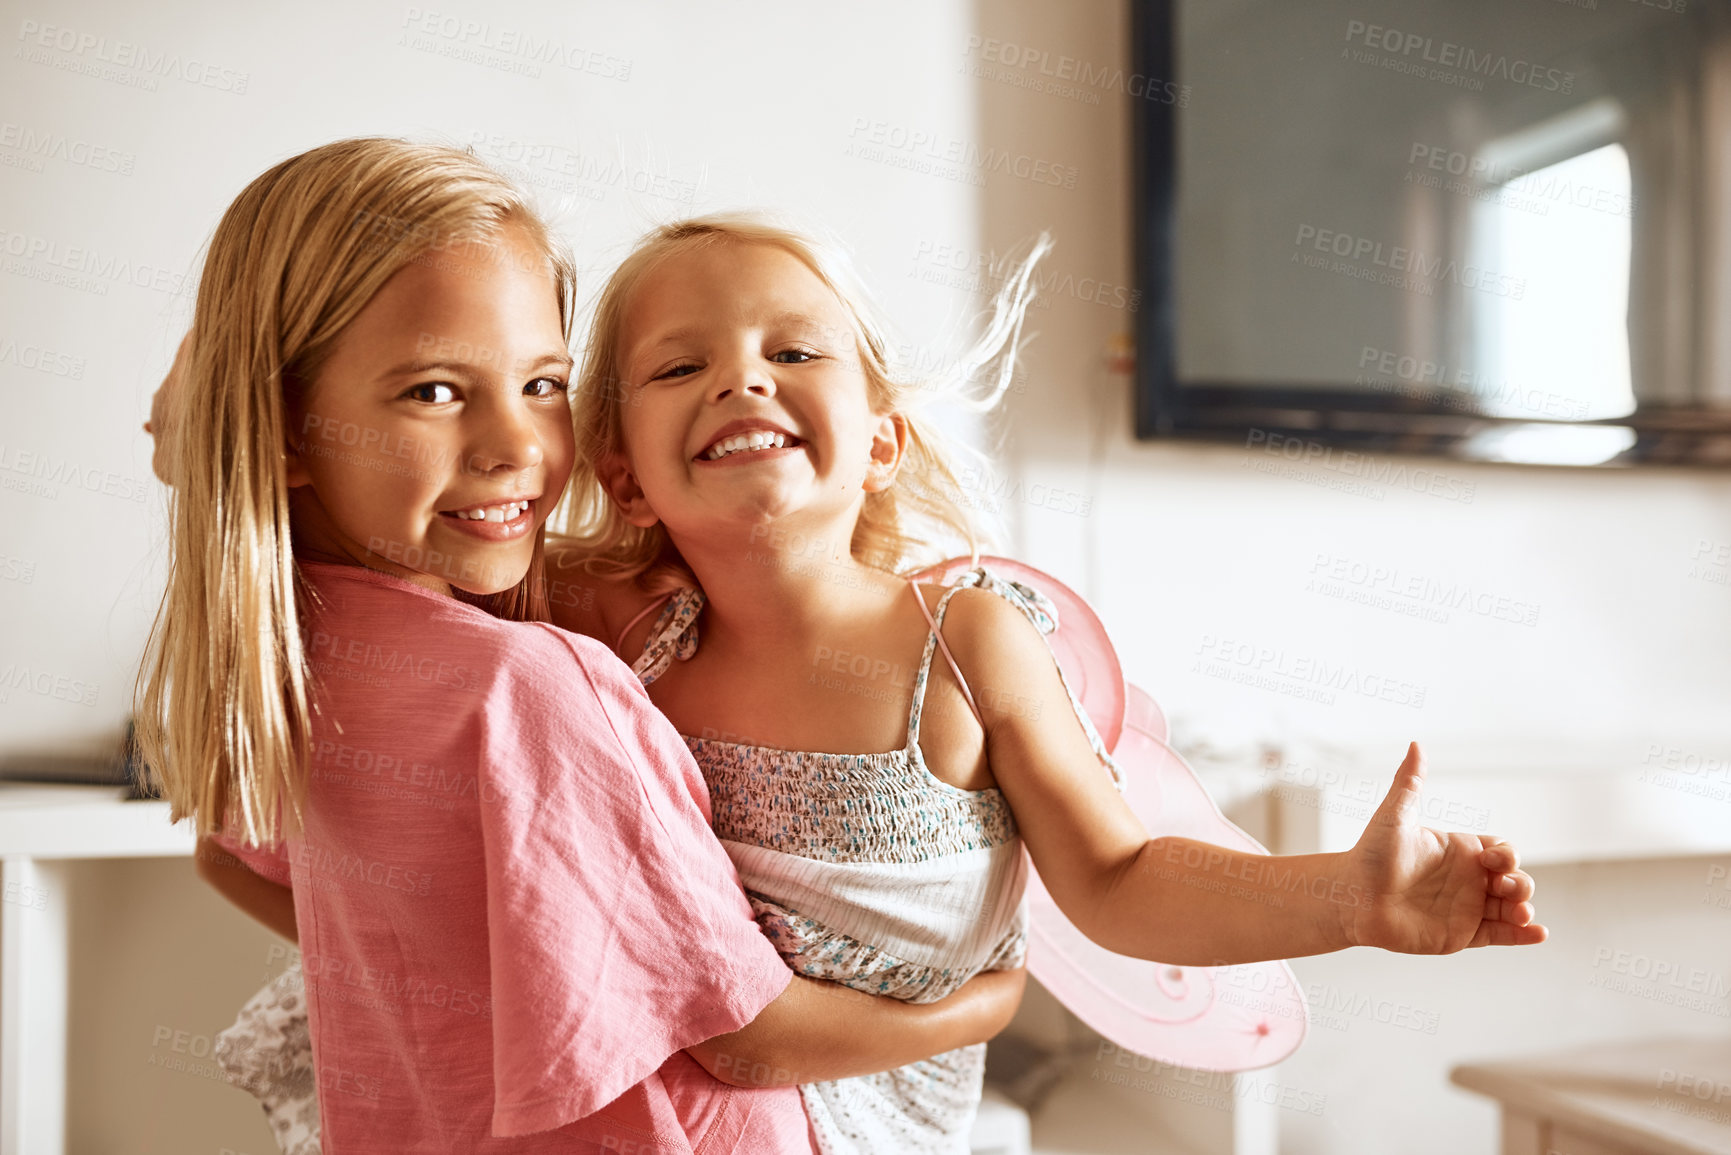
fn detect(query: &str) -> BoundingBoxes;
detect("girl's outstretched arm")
[937,591,1545,967]
[195,835,297,941]
[686,966,1025,1087]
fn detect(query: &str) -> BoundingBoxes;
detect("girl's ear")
[283,418,312,488]
[598,452,662,528]
[283,391,316,488]
[863,413,909,493]
[284,438,312,488]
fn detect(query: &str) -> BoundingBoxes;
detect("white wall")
[4,0,1730,1151]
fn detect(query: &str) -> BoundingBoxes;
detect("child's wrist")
[1327,850,1366,950]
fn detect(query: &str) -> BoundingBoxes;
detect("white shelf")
[0,783,195,1155]
[1176,732,1731,866]
[0,784,190,859]
[1268,768,1731,866]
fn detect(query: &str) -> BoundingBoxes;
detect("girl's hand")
[1339,743,1547,953]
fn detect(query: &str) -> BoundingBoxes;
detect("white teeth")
[703,431,791,460]
[454,500,528,521]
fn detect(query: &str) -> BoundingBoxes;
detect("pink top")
[215,562,811,1153]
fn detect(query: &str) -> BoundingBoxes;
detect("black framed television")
[1131,0,1731,466]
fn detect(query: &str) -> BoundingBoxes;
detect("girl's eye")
[524,376,568,398]
[404,382,457,404]
[654,363,700,381]
[769,348,818,364]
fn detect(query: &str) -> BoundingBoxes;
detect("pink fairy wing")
[1123,679,1169,745]
[1025,685,1308,1071]
[915,557,1308,1071]
[912,556,1125,752]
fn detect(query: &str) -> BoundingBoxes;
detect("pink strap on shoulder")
[613,592,675,658]
[907,580,984,727]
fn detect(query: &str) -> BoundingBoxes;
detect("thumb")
[1369,741,1425,828]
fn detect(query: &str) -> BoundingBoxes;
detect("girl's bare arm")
[194,835,297,941]
[936,591,1543,967]
[686,966,1025,1087]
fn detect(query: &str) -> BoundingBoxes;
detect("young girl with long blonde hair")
[541,212,1548,1153]
[142,141,1024,1154]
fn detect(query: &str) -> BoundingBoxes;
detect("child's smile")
[696,421,806,463]
[438,496,537,536]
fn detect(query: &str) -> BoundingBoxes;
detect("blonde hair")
[561,212,1048,588]
[135,137,576,841]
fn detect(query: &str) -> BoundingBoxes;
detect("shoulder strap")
[908,566,1122,788]
[905,581,979,749]
[907,580,983,727]
[627,586,705,686]
[614,594,672,656]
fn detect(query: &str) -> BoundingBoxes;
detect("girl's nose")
[708,355,776,403]
[466,399,546,477]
